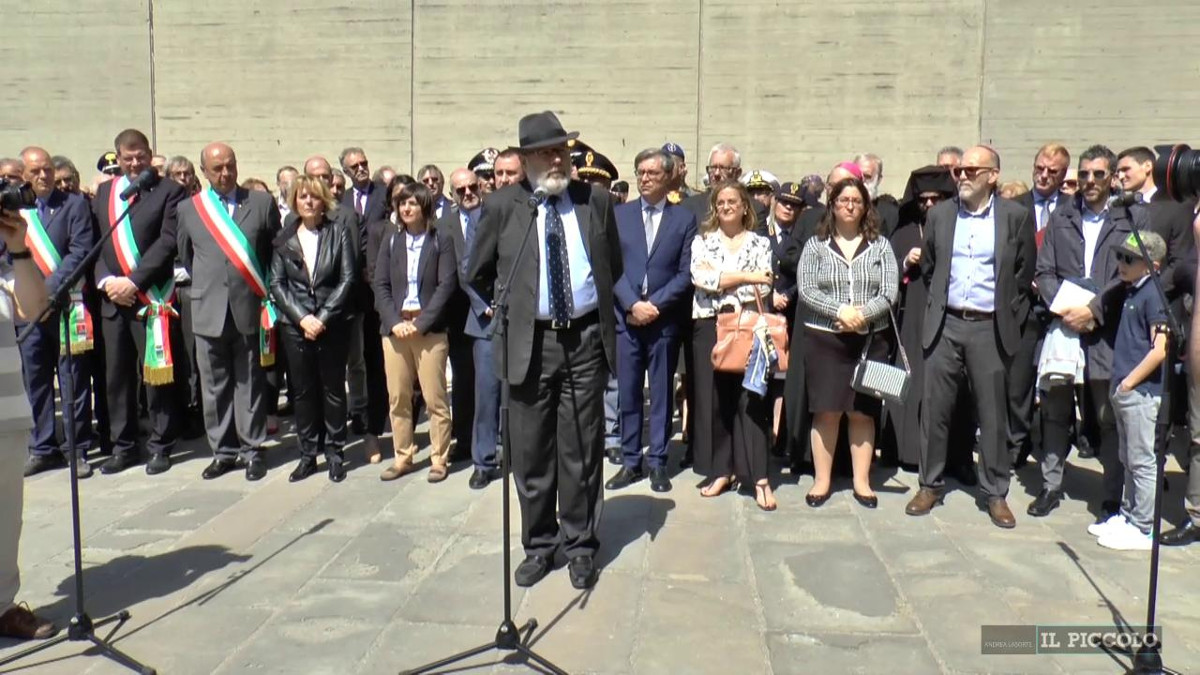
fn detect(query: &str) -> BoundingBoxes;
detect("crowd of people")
[3,112,1200,633]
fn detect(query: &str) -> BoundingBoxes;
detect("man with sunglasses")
[418,164,450,219]
[1031,144,1150,519]
[906,145,1036,529]
[440,168,486,480]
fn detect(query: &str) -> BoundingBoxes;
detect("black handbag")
[851,307,911,406]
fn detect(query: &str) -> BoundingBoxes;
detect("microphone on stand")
[1107,190,1139,210]
[119,170,156,200]
[526,186,549,208]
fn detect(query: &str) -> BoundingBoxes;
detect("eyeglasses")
[950,166,996,181]
[1078,170,1109,183]
[1062,179,1079,189]
[918,194,943,205]
[635,169,666,179]
[1033,164,1064,176]
[835,197,864,207]
[1114,251,1138,265]
[344,161,368,172]
[454,184,480,196]
[706,165,737,174]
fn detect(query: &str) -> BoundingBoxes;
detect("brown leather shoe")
[380,461,414,482]
[0,603,57,640]
[905,488,944,516]
[988,498,1017,529]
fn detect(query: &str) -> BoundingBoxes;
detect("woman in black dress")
[797,178,898,508]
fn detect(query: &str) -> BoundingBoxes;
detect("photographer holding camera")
[0,197,55,639]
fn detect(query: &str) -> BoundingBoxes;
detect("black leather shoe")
[514,555,551,587]
[1026,489,1062,517]
[568,555,597,589]
[289,457,318,483]
[606,447,622,465]
[100,454,138,475]
[245,456,267,482]
[468,467,500,490]
[649,467,672,493]
[145,453,171,475]
[23,453,66,477]
[328,459,346,483]
[1161,521,1200,546]
[202,458,238,480]
[605,465,645,490]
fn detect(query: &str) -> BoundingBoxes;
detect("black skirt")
[804,326,891,416]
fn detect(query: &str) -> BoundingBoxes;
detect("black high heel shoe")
[805,491,831,508]
[852,491,878,509]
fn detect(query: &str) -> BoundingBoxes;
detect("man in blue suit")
[14,147,96,477]
[606,148,698,492]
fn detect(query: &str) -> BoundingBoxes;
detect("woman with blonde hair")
[689,181,778,510]
[269,176,357,483]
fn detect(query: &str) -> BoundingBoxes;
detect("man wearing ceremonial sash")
[178,143,280,481]
[91,129,187,476]
[14,147,97,478]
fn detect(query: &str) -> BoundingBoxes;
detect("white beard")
[537,171,570,196]
[865,179,880,201]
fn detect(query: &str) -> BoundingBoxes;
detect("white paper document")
[1048,280,1096,314]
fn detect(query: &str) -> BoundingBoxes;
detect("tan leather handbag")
[711,287,790,373]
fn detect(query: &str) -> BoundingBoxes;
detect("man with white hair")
[855,152,899,236]
[681,143,744,221]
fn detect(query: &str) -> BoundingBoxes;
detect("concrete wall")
[3,0,1199,195]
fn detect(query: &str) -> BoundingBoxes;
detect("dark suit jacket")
[31,189,95,298]
[340,180,388,248]
[439,205,494,339]
[612,199,697,334]
[874,197,900,238]
[92,174,187,318]
[920,195,1036,358]
[1142,191,1195,297]
[467,180,622,385]
[373,224,458,335]
[1036,199,1148,380]
[177,187,282,337]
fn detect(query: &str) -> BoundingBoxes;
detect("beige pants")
[382,332,451,467]
[1,429,28,610]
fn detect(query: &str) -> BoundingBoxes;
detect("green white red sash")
[110,175,177,385]
[19,207,94,354]
[192,188,278,367]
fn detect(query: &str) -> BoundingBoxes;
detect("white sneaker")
[1088,513,1127,537]
[1098,522,1152,551]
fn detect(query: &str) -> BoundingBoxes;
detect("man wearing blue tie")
[606,148,698,493]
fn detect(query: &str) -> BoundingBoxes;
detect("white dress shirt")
[536,191,596,320]
[402,230,426,311]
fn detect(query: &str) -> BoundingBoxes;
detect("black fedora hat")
[517,111,580,151]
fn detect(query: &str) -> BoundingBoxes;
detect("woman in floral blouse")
[689,181,778,510]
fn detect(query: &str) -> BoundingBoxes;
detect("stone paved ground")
[2,421,1200,675]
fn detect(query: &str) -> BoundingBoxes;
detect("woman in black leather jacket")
[270,175,357,483]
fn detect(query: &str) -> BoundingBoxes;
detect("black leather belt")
[947,307,994,321]
[535,310,598,331]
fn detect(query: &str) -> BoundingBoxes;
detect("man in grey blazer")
[178,143,281,481]
[907,145,1037,528]
[468,112,622,590]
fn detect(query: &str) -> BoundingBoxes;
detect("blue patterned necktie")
[545,195,573,323]
[36,198,49,223]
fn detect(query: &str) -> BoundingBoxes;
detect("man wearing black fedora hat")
[468,111,622,590]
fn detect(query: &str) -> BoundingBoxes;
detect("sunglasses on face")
[1062,180,1079,189]
[1078,170,1110,183]
[1033,164,1063,176]
[344,161,368,172]
[919,194,943,205]
[950,166,995,181]
[1114,251,1139,265]
[454,184,480,196]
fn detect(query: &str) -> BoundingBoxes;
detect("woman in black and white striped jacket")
[797,177,898,510]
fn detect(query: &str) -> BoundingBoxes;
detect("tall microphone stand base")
[401,618,565,675]
[0,610,156,675]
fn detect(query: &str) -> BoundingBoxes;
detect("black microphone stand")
[0,192,157,674]
[1123,211,1182,675]
[403,194,566,675]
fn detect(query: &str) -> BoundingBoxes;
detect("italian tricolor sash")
[19,207,94,354]
[110,175,178,385]
[192,189,278,367]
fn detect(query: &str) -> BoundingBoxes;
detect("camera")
[1153,144,1200,202]
[0,179,36,214]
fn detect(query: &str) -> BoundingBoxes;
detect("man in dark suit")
[1117,146,1196,297]
[177,143,281,482]
[338,147,388,461]
[855,152,900,237]
[468,111,622,590]
[438,167,484,475]
[906,145,1036,528]
[14,147,96,478]
[1029,145,1145,519]
[605,148,697,493]
[682,143,769,223]
[1010,144,1072,471]
[92,128,187,475]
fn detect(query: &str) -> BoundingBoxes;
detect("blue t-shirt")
[1110,277,1168,396]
